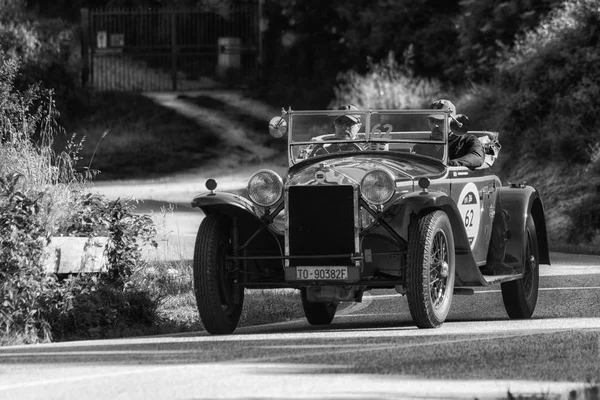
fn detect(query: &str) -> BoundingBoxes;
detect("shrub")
[1,52,159,344]
[332,53,443,110]
[0,9,83,122]
[456,0,560,82]
[44,275,162,342]
[0,173,54,342]
[495,0,600,165]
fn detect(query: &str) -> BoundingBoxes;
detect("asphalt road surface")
[1,253,599,400]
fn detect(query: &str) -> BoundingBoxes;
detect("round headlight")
[360,169,395,205]
[247,170,284,207]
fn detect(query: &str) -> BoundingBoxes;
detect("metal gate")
[81,2,260,91]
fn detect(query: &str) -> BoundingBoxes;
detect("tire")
[193,214,244,334]
[300,288,338,325]
[501,215,539,319]
[406,211,456,328]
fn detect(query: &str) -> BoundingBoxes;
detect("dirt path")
[91,90,287,261]
[93,90,287,201]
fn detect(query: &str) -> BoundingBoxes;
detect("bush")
[0,7,84,122]
[332,53,443,110]
[0,173,54,342]
[455,0,560,82]
[0,53,159,344]
[44,276,161,342]
[56,192,158,285]
[495,0,600,165]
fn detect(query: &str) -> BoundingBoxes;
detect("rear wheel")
[407,211,455,328]
[300,288,338,325]
[501,215,539,318]
[193,214,244,334]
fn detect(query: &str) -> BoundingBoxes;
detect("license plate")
[296,266,348,280]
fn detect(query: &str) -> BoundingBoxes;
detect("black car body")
[191,107,550,334]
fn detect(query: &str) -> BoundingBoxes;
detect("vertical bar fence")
[82,2,259,92]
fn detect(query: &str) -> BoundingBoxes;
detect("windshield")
[288,109,449,164]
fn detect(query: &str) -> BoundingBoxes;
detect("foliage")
[0,0,26,22]
[1,53,160,344]
[56,192,158,286]
[261,0,463,107]
[455,0,561,82]
[0,2,84,122]
[495,0,600,165]
[0,173,53,342]
[567,142,600,245]
[332,52,443,110]
[43,275,161,341]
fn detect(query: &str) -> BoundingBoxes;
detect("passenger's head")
[427,99,456,139]
[334,104,362,139]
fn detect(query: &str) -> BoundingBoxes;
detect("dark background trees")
[4,0,600,247]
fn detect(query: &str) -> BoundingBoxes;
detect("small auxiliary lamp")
[206,178,217,195]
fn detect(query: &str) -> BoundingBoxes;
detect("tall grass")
[332,52,443,110]
[0,56,84,235]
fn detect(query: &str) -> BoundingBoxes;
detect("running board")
[482,273,524,285]
[455,273,524,294]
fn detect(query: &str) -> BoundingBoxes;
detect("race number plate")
[296,266,348,280]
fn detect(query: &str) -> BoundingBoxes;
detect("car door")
[448,166,501,265]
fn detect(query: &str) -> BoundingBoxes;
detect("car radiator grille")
[287,185,355,266]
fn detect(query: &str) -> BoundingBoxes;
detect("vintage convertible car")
[191,107,550,334]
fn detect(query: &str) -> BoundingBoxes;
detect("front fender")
[501,185,550,267]
[191,192,284,269]
[192,192,263,220]
[398,191,481,286]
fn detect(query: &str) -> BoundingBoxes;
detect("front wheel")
[501,215,539,319]
[406,211,456,328]
[300,288,338,325]
[193,214,244,334]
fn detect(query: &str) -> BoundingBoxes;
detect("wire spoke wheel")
[501,215,539,319]
[407,211,455,328]
[430,231,450,309]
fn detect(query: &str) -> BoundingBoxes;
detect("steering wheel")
[308,142,364,158]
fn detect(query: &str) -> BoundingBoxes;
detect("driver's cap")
[335,104,361,124]
[428,99,456,120]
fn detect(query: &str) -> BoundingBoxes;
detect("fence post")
[171,10,177,91]
[257,0,265,86]
[80,8,90,89]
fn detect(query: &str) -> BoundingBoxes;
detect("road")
[1,252,599,400]
[42,90,600,398]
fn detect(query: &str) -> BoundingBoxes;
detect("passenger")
[418,99,485,169]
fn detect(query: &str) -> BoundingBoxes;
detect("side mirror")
[451,114,470,134]
[269,116,287,138]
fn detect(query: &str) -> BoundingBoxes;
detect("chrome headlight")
[360,169,395,205]
[247,169,284,207]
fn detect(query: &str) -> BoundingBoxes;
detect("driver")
[332,104,362,140]
[309,105,365,157]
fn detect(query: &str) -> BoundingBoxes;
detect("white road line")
[0,365,176,391]
[0,350,195,358]
[368,286,600,299]
[472,286,600,294]
[232,330,572,363]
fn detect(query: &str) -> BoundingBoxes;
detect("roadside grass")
[60,91,223,181]
[128,205,304,335]
[155,286,304,335]
[132,254,304,334]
